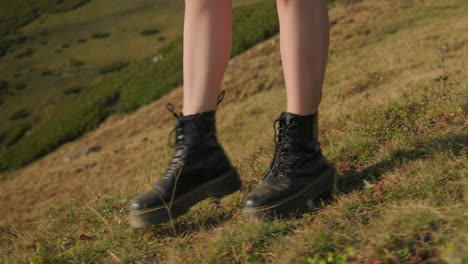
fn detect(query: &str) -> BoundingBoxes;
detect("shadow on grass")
[146,199,238,238]
[138,133,466,237]
[339,133,467,193]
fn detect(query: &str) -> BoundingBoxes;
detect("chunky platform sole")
[129,168,241,228]
[243,166,339,220]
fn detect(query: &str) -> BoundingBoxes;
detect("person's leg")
[130,0,241,228]
[183,0,232,115]
[277,0,329,115]
[243,0,336,219]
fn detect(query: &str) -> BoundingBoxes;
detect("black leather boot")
[129,93,241,228]
[243,112,338,219]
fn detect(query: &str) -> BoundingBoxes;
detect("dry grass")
[0,0,467,263]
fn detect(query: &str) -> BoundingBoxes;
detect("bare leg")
[277,0,330,115]
[183,0,232,115]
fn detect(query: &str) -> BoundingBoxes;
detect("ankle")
[285,108,318,117]
[182,105,217,116]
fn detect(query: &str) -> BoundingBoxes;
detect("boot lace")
[164,103,185,177]
[163,90,225,178]
[267,118,301,178]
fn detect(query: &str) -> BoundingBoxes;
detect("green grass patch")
[208,221,294,263]
[0,81,120,171]
[0,0,91,39]
[0,1,37,39]
[115,39,183,113]
[0,122,31,147]
[231,1,279,56]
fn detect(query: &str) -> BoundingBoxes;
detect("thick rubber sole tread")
[129,168,241,228]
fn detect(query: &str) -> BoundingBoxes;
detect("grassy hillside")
[0,0,91,39]
[0,0,467,263]
[0,0,277,172]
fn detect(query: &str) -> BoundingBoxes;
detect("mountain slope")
[0,0,271,172]
[1,0,467,263]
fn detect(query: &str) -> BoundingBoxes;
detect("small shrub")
[140,29,160,36]
[62,43,70,48]
[1,36,28,56]
[16,83,27,90]
[15,48,34,59]
[10,108,31,121]
[158,36,167,41]
[11,36,29,45]
[69,59,85,67]
[0,39,11,57]
[0,98,4,105]
[63,86,82,95]
[91,32,111,39]
[41,70,53,76]
[99,62,129,74]
[384,24,399,35]
[0,80,8,90]
[77,38,87,43]
[0,130,6,144]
